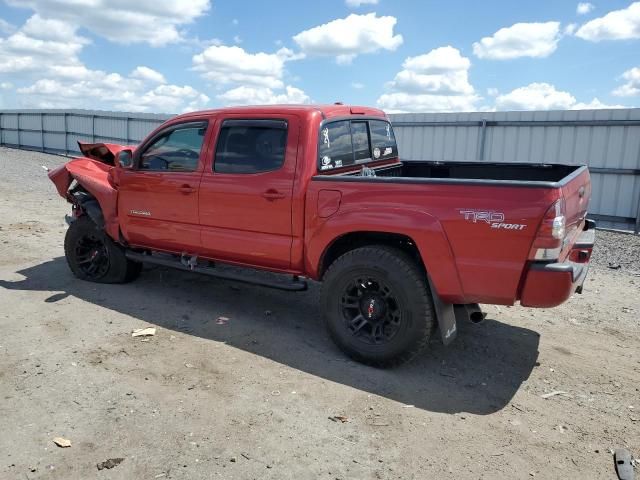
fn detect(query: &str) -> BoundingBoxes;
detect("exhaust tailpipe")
[466,304,487,324]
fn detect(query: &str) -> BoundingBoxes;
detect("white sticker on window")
[321,155,332,166]
[373,147,381,159]
[335,159,342,167]
[385,123,391,140]
[383,147,392,156]
[322,127,330,149]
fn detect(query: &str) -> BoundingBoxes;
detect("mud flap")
[428,278,457,345]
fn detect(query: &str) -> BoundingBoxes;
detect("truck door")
[117,120,211,253]
[198,115,299,269]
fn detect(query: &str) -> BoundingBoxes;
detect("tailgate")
[560,166,591,251]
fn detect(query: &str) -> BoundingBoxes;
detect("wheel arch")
[306,208,465,302]
[318,231,424,279]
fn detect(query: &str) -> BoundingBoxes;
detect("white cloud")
[572,97,625,109]
[495,82,625,110]
[119,85,210,113]
[377,93,480,113]
[345,0,378,7]
[193,45,301,89]
[577,2,595,15]
[377,46,480,113]
[192,42,310,107]
[351,82,365,89]
[131,66,166,84]
[0,15,88,74]
[216,85,311,106]
[496,83,576,110]
[17,73,209,113]
[0,12,208,113]
[0,81,13,89]
[403,46,471,73]
[473,21,561,60]
[487,87,499,97]
[233,35,242,44]
[293,13,402,64]
[6,0,210,46]
[575,2,640,41]
[564,23,578,35]
[612,67,640,96]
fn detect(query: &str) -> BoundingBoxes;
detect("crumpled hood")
[77,142,130,165]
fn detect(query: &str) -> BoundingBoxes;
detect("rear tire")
[64,216,141,284]
[321,246,435,368]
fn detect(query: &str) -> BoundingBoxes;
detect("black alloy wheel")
[340,276,402,345]
[74,232,110,280]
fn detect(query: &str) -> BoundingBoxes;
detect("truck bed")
[308,160,591,306]
[325,160,584,186]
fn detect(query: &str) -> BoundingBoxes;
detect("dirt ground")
[1,146,638,480]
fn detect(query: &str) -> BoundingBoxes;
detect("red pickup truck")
[49,104,595,367]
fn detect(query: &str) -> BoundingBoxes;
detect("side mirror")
[116,149,134,169]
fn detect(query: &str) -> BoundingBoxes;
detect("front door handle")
[262,189,286,201]
[179,184,196,194]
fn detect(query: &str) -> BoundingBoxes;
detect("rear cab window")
[318,118,397,171]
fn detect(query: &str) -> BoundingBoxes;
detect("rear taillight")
[529,199,566,260]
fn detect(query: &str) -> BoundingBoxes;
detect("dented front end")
[49,143,124,240]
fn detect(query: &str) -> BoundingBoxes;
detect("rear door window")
[214,119,287,174]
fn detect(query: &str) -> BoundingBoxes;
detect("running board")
[125,251,308,292]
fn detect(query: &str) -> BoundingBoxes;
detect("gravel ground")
[591,230,640,273]
[1,147,639,480]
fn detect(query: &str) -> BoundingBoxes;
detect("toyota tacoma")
[49,104,595,367]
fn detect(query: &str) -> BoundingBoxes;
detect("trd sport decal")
[459,209,527,231]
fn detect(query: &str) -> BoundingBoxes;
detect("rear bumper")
[520,220,595,308]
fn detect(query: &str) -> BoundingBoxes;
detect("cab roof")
[174,104,387,121]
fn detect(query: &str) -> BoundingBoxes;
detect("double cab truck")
[49,104,595,367]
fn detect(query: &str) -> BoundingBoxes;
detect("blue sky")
[0,0,639,113]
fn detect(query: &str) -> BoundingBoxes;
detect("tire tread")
[321,245,434,368]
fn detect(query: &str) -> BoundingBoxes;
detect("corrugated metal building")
[1,107,639,232]
[389,109,640,232]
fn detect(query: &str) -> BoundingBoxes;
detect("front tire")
[64,216,141,284]
[321,246,435,368]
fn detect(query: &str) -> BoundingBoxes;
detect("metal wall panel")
[2,130,19,145]
[42,114,65,132]
[1,108,639,232]
[0,113,18,129]
[390,108,640,232]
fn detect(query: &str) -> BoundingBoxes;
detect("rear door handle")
[262,189,286,201]
[179,184,196,194]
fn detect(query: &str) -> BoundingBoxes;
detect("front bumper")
[520,220,595,308]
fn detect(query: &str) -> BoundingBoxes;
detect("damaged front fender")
[48,158,120,240]
[48,163,74,197]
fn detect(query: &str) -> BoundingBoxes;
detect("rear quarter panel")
[306,178,560,305]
